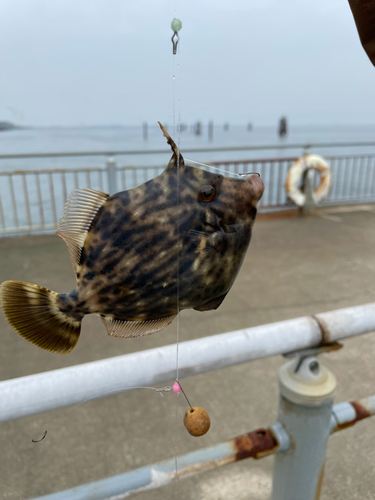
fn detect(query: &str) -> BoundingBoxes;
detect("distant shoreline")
[0,121,22,132]
[2,123,375,131]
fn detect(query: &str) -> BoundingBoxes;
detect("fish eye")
[199,185,216,202]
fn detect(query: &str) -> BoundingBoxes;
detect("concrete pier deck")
[1,204,375,500]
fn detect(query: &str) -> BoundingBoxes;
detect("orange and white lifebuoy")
[285,154,332,207]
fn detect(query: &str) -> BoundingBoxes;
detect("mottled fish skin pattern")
[56,165,264,322]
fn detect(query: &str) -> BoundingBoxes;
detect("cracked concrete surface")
[0,204,375,500]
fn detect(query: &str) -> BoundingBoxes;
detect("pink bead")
[172,381,181,393]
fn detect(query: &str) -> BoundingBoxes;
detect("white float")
[285,154,332,207]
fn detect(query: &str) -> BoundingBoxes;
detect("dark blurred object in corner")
[348,0,375,66]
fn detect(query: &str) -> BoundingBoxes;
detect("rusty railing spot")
[351,400,371,422]
[234,427,278,461]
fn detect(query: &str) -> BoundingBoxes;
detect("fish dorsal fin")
[57,188,109,273]
[101,315,177,338]
[158,121,185,171]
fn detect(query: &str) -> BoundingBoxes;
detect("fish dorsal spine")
[56,188,109,273]
[158,121,185,171]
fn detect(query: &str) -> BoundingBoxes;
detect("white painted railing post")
[271,355,337,500]
[106,155,117,194]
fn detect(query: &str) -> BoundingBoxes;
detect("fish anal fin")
[101,314,177,338]
[194,293,228,312]
[57,188,109,273]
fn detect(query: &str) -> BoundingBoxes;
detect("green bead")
[171,18,182,32]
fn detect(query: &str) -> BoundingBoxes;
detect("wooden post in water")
[208,121,213,141]
[143,122,148,140]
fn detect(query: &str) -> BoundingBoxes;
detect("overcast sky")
[0,0,374,127]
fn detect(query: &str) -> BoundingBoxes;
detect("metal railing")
[0,147,375,236]
[1,303,375,499]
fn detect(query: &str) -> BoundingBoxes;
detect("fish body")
[1,123,264,354]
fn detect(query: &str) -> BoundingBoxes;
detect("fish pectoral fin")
[193,293,228,312]
[101,314,177,338]
[56,188,109,274]
[188,229,209,237]
[190,230,223,256]
[199,246,219,256]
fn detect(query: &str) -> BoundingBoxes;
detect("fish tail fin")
[1,280,81,354]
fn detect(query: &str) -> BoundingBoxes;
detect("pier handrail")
[1,302,374,423]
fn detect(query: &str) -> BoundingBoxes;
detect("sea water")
[0,123,374,172]
[0,123,374,233]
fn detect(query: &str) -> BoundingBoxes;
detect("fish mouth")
[246,173,265,202]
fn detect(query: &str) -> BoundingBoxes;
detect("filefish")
[0,123,264,354]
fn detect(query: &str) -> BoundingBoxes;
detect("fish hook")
[173,379,193,408]
[32,430,47,443]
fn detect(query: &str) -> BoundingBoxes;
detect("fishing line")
[31,380,198,443]
[56,384,176,408]
[171,9,182,493]
[185,157,260,178]
[30,384,177,442]
[172,43,180,384]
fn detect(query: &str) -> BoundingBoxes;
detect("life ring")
[285,154,332,207]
